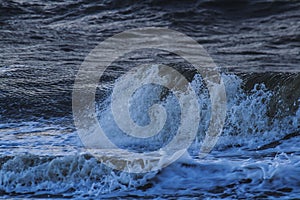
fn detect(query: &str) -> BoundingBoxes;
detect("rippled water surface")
[0,0,300,198]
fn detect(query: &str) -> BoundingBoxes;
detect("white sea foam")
[0,73,299,198]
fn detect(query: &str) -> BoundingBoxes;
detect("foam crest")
[0,154,157,197]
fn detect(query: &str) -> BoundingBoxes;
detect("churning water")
[0,0,299,198]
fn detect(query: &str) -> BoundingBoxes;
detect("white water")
[0,72,299,198]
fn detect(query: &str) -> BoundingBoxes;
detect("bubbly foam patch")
[0,154,158,197]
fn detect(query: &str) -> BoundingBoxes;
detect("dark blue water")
[0,0,299,198]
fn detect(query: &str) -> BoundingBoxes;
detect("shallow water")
[0,0,300,198]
